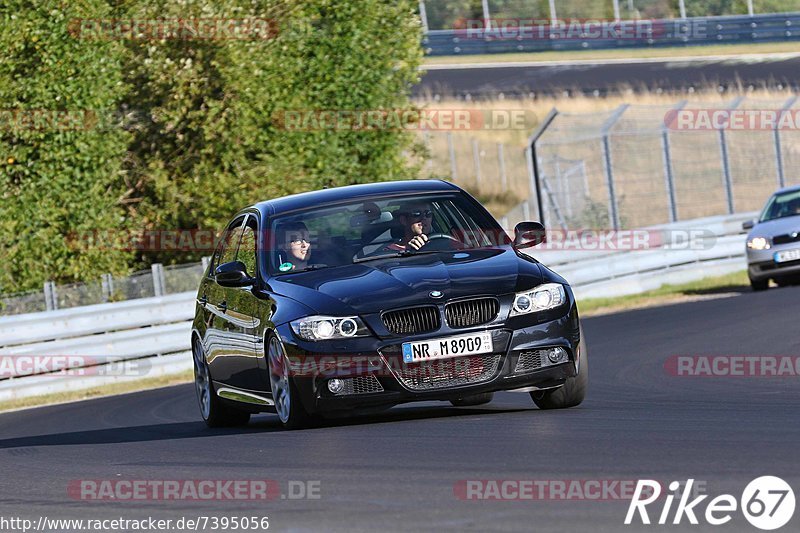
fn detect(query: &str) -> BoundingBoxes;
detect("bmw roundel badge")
[429,290,443,299]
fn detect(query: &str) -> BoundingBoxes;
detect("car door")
[204,215,260,391]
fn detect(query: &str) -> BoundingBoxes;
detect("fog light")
[548,348,568,364]
[327,378,344,394]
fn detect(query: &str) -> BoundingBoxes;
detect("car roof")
[774,184,800,196]
[252,179,462,217]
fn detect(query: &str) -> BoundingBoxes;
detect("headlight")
[747,237,770,250]
[510,283,566,317]
[290,315,370,341]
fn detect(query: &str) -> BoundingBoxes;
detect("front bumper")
[747,244,800,281]
[276,303,582,415]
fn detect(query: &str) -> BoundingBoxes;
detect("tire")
[750,277,769,291]
[267,334,315,430]
[450,392,494,407]
[531,342,588,410]
[192,337,251,428]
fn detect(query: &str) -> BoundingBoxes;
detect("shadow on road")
[0,404,533,449]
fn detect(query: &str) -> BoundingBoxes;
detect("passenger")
[276,222,311,272]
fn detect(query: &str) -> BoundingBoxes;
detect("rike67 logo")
[625,477,795,530]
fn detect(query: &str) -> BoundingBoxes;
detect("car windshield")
[265,193,509,275]
[759,190,800,222]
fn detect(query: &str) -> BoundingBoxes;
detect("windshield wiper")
[353,250,440,264]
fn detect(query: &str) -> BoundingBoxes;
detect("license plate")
[402,332,493,363]
[775,248,800,263]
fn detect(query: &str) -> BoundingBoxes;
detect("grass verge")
[578,270,750,316]
[0,370,193,413]
[423,42,800,66]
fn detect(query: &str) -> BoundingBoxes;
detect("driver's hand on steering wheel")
[407,234,428,250]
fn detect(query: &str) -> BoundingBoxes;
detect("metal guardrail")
[423,13,800,56]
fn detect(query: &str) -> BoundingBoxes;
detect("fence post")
[661,100,686,223]
[201,256,211,272]
[472,139,482,188]
[101,273,114,303]
[497,143,507,192]
[774,96,797,188]
[423,131,433,176]
[152,263,166,297]
[600,104,629,230]
[481,0,491,29]
[447,132,458,181]
[719,97,743,215]
[43,281,57,311]
[527,107,559,223]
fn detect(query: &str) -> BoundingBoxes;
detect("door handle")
[219,300,228,313]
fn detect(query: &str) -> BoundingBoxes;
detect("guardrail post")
[600,104,629,230]
[661,100,686,223]
[719,97,743,215]
[43,281,57,311]
[418,1,429,33]
[497,143,507,191]
[152,263,166,297]
[447,132,458,181]
[101,273,114,302]
[774,96,797,189]
[472,139,482,188]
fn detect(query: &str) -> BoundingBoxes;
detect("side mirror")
[215,261,255,287]
[514,221,546,249]
[742,219,755,231]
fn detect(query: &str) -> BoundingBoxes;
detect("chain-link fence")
[0,261,208,317]
[421,95,800,231]
[420,0,800,30]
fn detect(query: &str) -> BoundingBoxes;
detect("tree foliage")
[0,0,424,290]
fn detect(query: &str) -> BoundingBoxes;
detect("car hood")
[269,247,544,316]
[751,216,800,239]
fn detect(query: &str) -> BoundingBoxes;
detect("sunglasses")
[407,209,433,219]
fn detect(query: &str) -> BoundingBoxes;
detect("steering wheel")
[418,233,465,251]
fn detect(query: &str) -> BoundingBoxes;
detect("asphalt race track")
[416,55,800,97]
[1,286,798,532]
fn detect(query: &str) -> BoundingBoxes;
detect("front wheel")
[531,342,588,410]
[193,337,251,427]
[750,276,769,291]
[267,334,315,430]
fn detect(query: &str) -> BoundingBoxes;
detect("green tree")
[0,0,130,292]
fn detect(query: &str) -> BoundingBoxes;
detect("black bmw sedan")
[191,180,587,429]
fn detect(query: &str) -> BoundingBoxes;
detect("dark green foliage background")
[0,0,423,291]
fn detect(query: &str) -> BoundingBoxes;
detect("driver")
[385,202,433,252]
[276,221,311,271]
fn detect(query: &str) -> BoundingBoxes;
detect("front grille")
[514,350,544,373]
[382,306,440,335]
[389,354,501,391]
[337,375,384,395]
[445,297,500,328]
[772,233,800,246]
